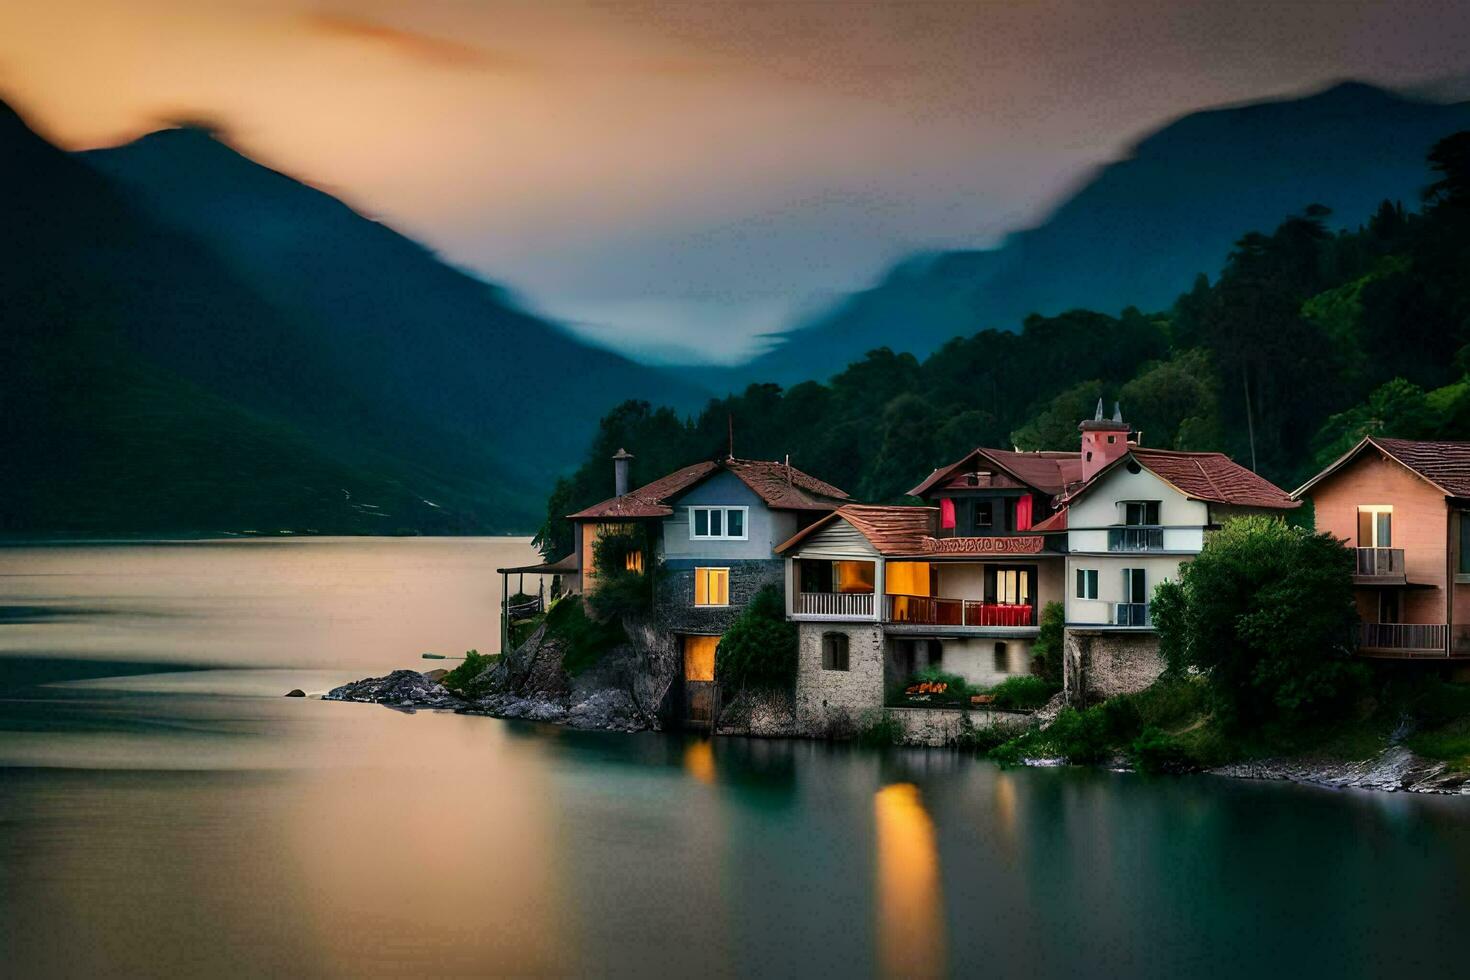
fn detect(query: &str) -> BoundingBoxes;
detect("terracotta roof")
[1296,437,1470,500]
[776,504,937,556]
[1064,448,1298,510]
[906,447,1080,498]
[569,457,848,520]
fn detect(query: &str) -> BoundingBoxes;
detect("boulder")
[284,689,306,698]
[324,669,466,709]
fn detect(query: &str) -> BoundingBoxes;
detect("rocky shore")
[1209,746,1470,795]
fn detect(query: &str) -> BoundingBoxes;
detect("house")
[1293,437,1470,661]
[779,401,1297,725]
[567,450,849,723]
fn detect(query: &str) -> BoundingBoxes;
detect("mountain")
[730,81,1470,387]
[81,128,707,492]
[0,98,702,535]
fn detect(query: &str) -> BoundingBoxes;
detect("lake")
[2,538,1468,978]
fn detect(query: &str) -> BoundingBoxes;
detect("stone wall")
[794,622,886,736]
[1063,628,1165,705]
[715,687,802,738]
[654,558,784,635]
[889,706,1034,747]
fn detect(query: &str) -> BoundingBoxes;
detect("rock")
[420,668,449,682]
[324,669,466,709]
[284,689,306,698]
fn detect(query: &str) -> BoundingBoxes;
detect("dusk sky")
[4,0,1469,364]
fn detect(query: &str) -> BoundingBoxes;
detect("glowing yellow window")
[625,550,644,573]
[683,635,718,681]
[694,567,730,606]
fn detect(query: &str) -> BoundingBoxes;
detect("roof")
[906,447,1081,498]
[1064,447,1298,510]
[497,553,578,575]
[775,504,937,556]
[1029,507,1068,533]
[569,457,849,520]
[1294,436,1470,500]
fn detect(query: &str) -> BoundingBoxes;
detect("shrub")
[1030,600,1066,683]
[585,527,653,620]
[716,584,798,690]
[546,595,626,676]
[987,675,1058,710]
[858,711,904,748]
[1152,515,1365,729]
[956,719,1013,753]
[440,649,500,697]
[1130,726,1196,774]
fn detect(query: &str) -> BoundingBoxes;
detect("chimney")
[1078,401,1131,483]
[612,448,634,497]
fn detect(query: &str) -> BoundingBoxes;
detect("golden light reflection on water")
[874,782,946,978]
[993,770,1018,846]
[683,738,716,784]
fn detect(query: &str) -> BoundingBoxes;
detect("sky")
[3,0,1469,365]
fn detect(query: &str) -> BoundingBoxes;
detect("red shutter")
[940,498,956,529]
[1016,494,1033,531]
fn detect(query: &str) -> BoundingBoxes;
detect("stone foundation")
[794,622,886,734]
[1063,628,1165,705]
[888,706,1033,747]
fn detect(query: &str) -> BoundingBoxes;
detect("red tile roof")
[1029,507,1068,533]
[907,448,1081,498]
[1296,437,1470,500]
[775,504,937,556]
[569,457,848,520]
[1064,447,1298,510]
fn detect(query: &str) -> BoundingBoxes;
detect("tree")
[1151,515,1363,728]
[1029,601,1065,684]
[716,584,798,690]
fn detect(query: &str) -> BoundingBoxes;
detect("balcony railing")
[1355,547,1406,579]
[795,591,874,618]
[1108,526,1165,552]
[1359,622,1447,654]
[1113,602,1150,627]
[884,594,1035,627]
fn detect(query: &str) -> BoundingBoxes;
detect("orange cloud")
[303,12,524,72]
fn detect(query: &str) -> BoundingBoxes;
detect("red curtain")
[1016,494,1033,531]
[940,498,956,529]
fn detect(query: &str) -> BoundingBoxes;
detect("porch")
[884,594,1035,629]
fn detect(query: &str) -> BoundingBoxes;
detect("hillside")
[82,128,707,491]
[1,99,530,533]
[730,82,1470,387]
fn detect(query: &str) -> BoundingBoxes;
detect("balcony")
[1354,548,1406,585]
[884,594,1035,628]
[794,591,874,618]
[1108,526,1165,552]
[1358,622,1448,657]
[1113,602,1150,627]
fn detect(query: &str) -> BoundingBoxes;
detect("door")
[682,635,719,728]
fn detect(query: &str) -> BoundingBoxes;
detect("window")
[1357,505,1392,548]
[1122,568,1147,604]
[1379,590,1399,624]
[1107,435,1117,444]
[1460,513,1470,575]
[1122,501,1161,526]
[994,568,1031,605]
[689,506,748,540]
[993,642,1008,673]
[694,567,730,606]
[624,550,644,573]
[1076,568,1099,599]
[821,633,850,671]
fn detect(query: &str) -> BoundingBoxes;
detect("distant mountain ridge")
[727,81,1470,387]
[0,98,703,535]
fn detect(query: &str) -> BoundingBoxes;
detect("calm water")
[2,538,1468,978]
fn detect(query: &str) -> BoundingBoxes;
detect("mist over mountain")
[723,82,1470,388]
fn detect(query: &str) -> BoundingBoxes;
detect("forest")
[536,132,1470,560]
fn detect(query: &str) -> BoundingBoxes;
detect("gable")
[783,518,880,558]
[667,468,767,510]
[1068,461,1206,528]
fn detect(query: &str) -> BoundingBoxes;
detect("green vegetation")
[1029,601,1065,684]
[441,649,501,698]
[1152,515,1365,729]
[538,132,1470,558]
[716,585,798,690]
[545,596,626,677]
[987,675,1058,710]
[857,711,904,748]
[585,528,653,621]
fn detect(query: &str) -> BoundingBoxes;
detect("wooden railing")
[884,594,1035,627]
[1355,548,1405,578]
[1108,526,1165,552]
[1360,622,1447,653]
[1113,602,1150,627]
[795,591,874,617]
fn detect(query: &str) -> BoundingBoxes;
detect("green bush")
[987,675,1059,710]
[586,528,653,620]
[716,585,798,690]
[1153,515,1365,729]
[956,719,1013,753]
[546,595,626,676]
[858,711,904,748]
[440,649,500,697]
[1130,726,1196,774]
[1030,601,1066,683]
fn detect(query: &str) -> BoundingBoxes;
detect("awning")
[496,553,577,575]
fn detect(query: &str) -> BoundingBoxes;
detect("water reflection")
[874,782,947,978]
[683,737,716,784]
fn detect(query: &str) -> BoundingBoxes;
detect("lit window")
[821,633,850,671]
[1357,505,1392,548]
[1076,568,1098,600]
[689,506,749,540]
[694,567,730,606]
[624,550,644,573]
